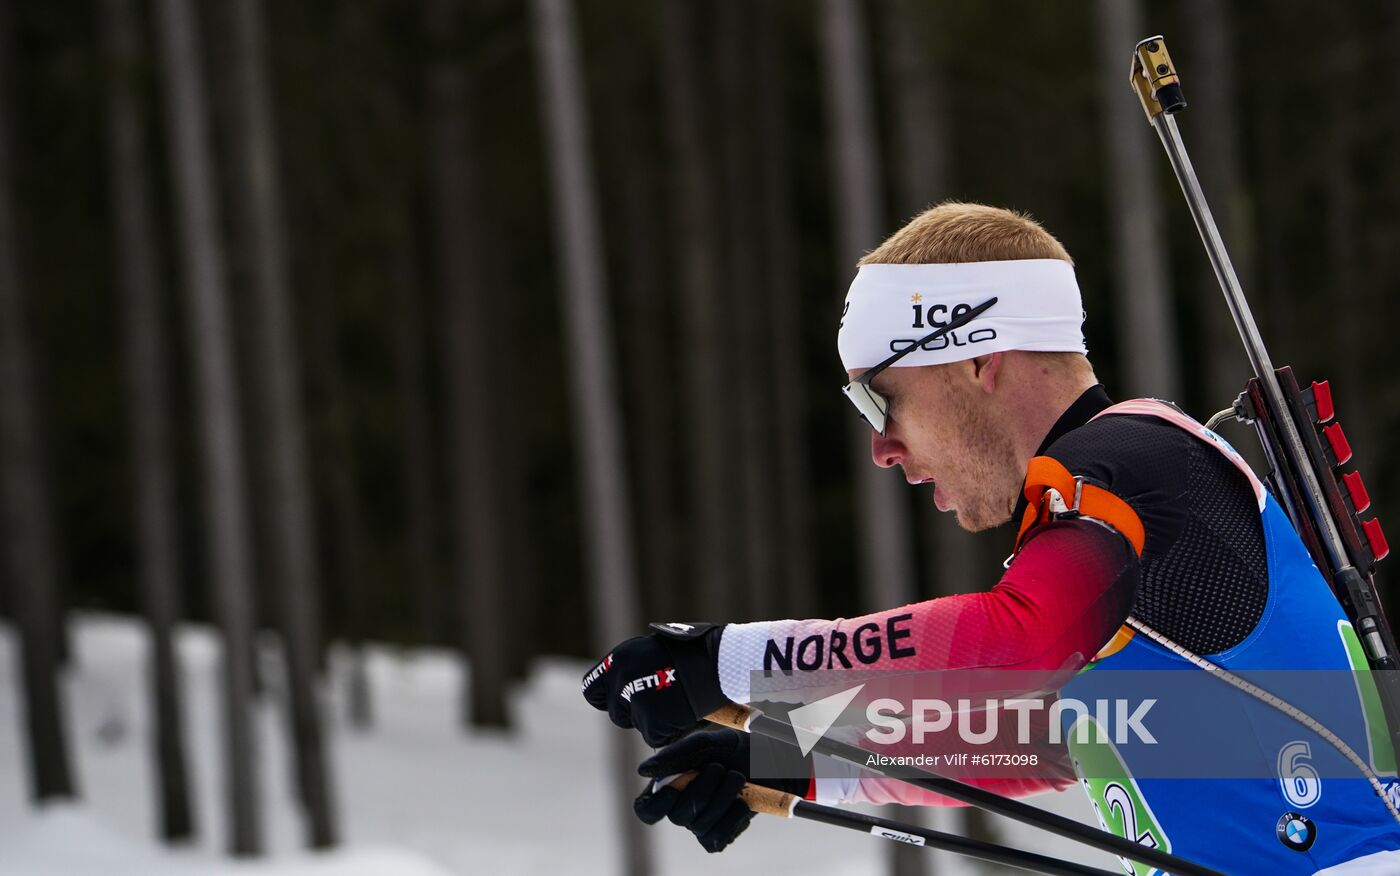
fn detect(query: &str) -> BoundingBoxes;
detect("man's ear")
[970,352,1002,393]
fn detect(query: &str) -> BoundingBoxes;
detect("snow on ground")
[0,806,454,876]
[0,615,1119,874]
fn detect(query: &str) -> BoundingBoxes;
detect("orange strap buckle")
[1012,456,1145,557]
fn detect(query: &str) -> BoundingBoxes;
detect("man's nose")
[871,430,904,468]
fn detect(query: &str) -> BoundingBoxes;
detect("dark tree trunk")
[755,0,815,620]
[486,230,532,686]
[818,2,924,874]
[326,370,373,732]
[298,237,373,732]
[424,0,511,729]
[881,2,998,860]
[883,0,953,218]
[1322,15,1370,462]
[225,0,337,847]
[1252,82,1295,357]
[100,0,194,840]
[392,234,444,647]
[598,15,680,623]
[0,0,77,807]
[1182,0,1254,413]
[153,0,262,854]
[818,0,919,614]
[716,0,777,622]
[1094,0,1181,401]
[530,0,655,872]
[658,0,737,620]
[880,0,967,606]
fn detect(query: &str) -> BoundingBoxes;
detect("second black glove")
[633,727,812,853]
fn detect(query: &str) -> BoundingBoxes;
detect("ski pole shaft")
[704,705,1224,876]
[660,770,1121,876]
[795,799,1120,876]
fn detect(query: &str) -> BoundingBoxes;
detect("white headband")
[837,259,1087,371]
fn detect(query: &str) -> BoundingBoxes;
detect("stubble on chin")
[952,494,1014,533]
[944,415,1020,533]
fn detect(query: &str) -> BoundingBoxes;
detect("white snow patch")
[0,614,1115,874]
[0,805,453,875]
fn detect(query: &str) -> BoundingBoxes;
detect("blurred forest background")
[3,0,1400,871]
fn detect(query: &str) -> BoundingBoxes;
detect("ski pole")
[657,770,1122,876]
[703,704,1225,876]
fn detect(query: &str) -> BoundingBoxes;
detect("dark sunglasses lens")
[842,382,888,434]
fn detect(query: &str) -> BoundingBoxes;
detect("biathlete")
[582,202,1400,874]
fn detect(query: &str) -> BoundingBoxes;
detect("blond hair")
[860,202,1091,379]
[859,201,1073,267]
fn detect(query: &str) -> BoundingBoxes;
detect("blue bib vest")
[1042,400,1400,874]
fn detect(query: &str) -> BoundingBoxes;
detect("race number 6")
[1278,740,1322,809]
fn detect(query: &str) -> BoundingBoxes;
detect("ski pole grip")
[665,770,799,818]
[704,702,756,731]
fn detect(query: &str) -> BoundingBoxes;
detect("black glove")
[581,622,729,747]
[633,728,811,853]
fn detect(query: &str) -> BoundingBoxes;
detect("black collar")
[1009,384,1114,526]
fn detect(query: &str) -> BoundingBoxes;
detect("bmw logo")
[1276,812,1317,853]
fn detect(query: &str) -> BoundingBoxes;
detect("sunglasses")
[841,296,998,435]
